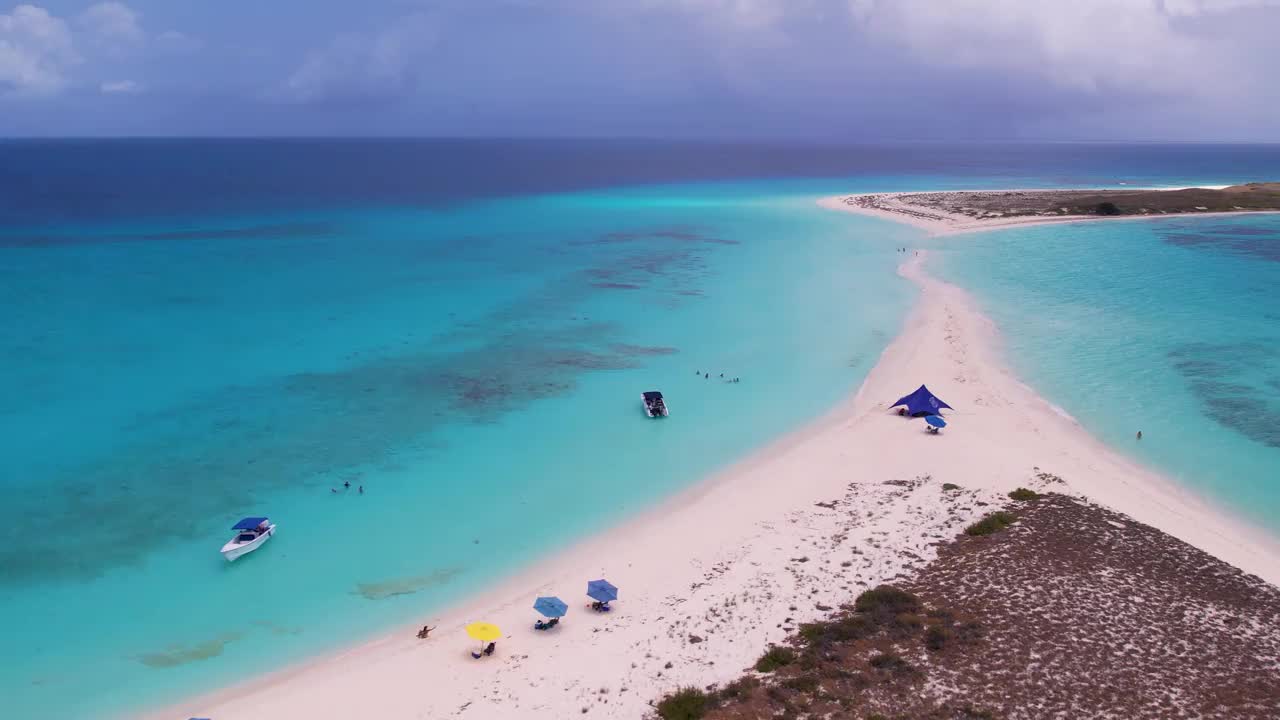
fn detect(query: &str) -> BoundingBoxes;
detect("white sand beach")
[155,213,1280,720]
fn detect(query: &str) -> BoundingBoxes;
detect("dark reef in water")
[1160,222,1280,263]
[1169,343,1280,449]
[1,222,339,249]
[0,218,736,586]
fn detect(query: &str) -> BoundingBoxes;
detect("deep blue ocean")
[2,140,1278,719]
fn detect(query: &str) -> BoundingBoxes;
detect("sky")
[1,0,1278,139]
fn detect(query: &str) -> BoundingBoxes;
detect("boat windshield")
[236,533,257,542]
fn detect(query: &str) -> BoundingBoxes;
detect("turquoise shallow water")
[4,140,1280,719]
[937,214,1280,534]
[0,186,919,719]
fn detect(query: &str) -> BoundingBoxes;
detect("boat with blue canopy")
[642,391,669,417]
[220,516,276,562]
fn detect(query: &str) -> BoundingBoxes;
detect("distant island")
[823,182,1280,235]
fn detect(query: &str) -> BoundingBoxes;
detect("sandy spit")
[153,225,1280,720]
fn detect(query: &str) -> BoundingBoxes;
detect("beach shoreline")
[148,211,1280,720]
[818,190,1280,236]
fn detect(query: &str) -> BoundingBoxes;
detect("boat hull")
[221,524,276,562]
[641,394,669,418]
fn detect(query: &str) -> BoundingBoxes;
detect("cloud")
[1162,0,1280,16]
[1,2,198,101]
[154,29,201,53]
[0,4,79,97]
[99,78,140,94]
[844,0,1274,94]
[281,15,438,104]
[77,1,143,54]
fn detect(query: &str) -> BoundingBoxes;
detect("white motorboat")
[642,391,669,418]
[221,517,276,562]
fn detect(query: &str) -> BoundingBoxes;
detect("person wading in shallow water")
[1137,430,1143,440]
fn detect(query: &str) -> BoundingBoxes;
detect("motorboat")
[221,516,276,562]
[642,391,668,418]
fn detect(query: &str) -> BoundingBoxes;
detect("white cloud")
[77,1,143,54]
[282,15,438,103]
[0,4,79,97]
[631,0,1276,100]
[845,0,1275,95]
[623,0,831,40]
[1,3,198,99]
[1162,0,1280,16]
[99,78,140,94]
[154,29,201,53]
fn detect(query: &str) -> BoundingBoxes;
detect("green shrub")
[854,586,920,616]
[965,511,1017,536]
[924,625,954,651]
[869,651,910,671]
[656,686,712,720]
[1007,487,1039,501]
[942,483,960,491]
[798,614,876,646]
[855,584,916,622]
[1095,201,1122,215]
[782,674,819,692]
[716,676,759,701]
[894,612,924,629]
[755,645,796,672]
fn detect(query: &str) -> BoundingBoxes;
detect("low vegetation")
[891,183,1280,221]
[942,482,960,491]
[656,686,712,720]
[924,624,954,651]
[754,645,795,672]
[1007,487,1039,501]
[869,651,912,673]
[854,585,921,615]
[965,511,1017,536]
[656,584,986,718]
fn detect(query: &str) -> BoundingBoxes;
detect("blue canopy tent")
[891,385,953,417]
[231,516,269,530]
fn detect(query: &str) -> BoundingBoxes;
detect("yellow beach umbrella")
[465,622,502,642]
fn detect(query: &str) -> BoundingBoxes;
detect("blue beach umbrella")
[533,596,568,618]
[925,415,947,429]
[586,579,618,603]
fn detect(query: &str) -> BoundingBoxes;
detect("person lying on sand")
[417,625,435,639]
